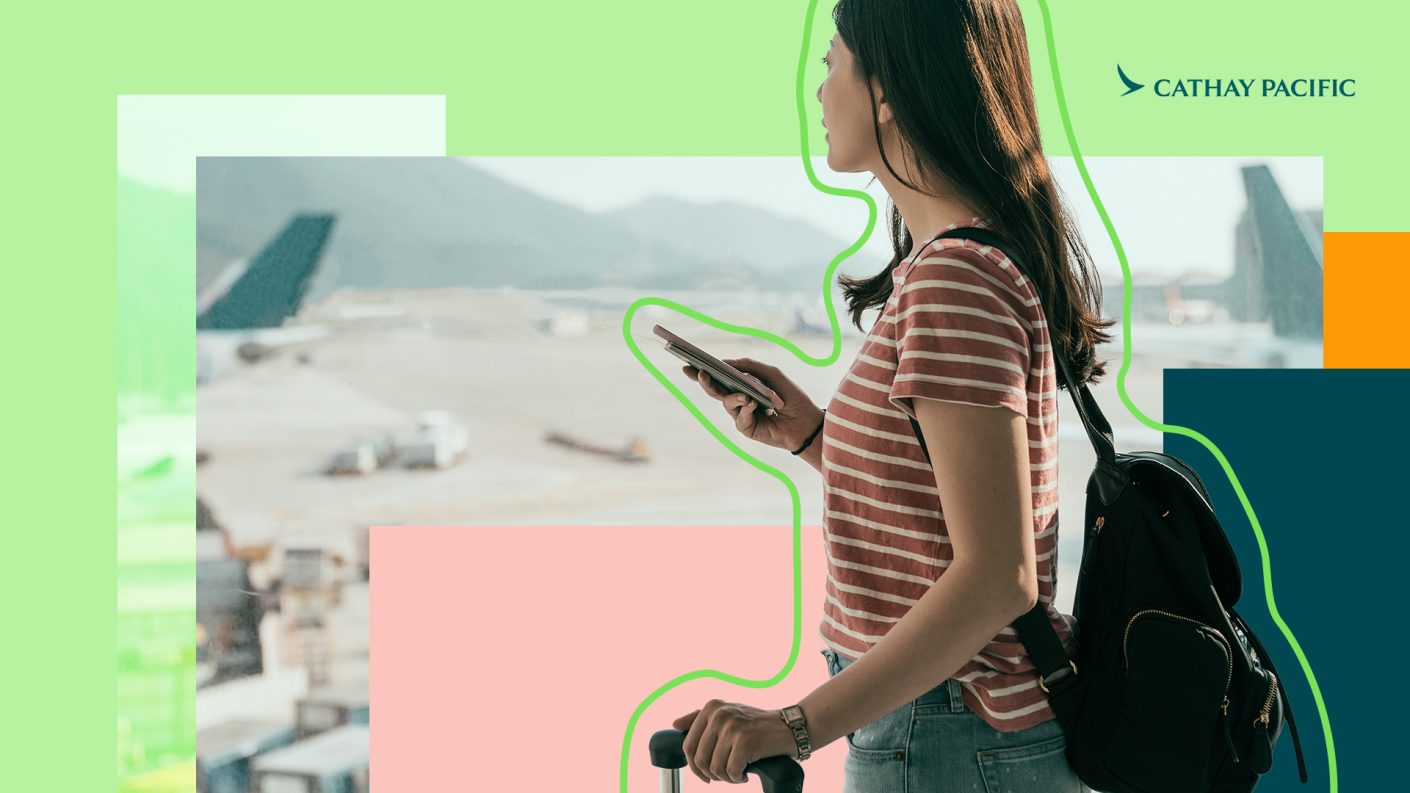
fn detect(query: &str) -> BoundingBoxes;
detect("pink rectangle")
[371,524,846,791]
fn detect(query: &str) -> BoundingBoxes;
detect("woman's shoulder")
[904,237,1038,312]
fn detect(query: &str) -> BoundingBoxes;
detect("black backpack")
[899,227,1309,792]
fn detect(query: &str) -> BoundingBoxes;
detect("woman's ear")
[872,78,893,125]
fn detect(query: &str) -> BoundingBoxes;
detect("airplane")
[1105,163,1323,369]
[196,214,336,385]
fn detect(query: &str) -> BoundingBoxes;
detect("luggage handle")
[649,729,804,792]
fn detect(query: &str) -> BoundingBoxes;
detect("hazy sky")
[465,156,1323,280]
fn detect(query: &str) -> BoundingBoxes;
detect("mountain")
[601,195,855,285]
[195,158,852,298]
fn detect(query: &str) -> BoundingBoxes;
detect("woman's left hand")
[672,700,801,784]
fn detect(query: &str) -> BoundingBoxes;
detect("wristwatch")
[779,705,812,761]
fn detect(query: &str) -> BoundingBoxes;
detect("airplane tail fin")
[1239,165,1323,339]
[196,214,336,330]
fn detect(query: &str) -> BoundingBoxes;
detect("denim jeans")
[822,648,1087,793]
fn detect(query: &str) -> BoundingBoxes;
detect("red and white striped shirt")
[817,216,1077,732]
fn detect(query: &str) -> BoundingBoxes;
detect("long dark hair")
[833,0,1115,386]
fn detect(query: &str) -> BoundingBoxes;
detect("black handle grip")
[649,729,804,792]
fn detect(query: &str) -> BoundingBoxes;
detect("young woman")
[670,0,1115,789]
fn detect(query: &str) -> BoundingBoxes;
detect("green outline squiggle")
[1029,1,1335,789]
[616,1,1334,790]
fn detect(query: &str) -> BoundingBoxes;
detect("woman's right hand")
[680,357,824,452]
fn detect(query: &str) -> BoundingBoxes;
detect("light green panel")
[0,2,1402,792]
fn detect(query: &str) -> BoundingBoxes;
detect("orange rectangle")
[1325,231,1410,368]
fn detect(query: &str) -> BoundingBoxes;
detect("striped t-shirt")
[817,216,1077,733]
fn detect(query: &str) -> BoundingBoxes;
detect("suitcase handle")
[649,729,804,792]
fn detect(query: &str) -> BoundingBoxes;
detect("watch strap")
[780,704,812,761]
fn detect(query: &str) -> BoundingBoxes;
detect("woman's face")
[816,34,888,173]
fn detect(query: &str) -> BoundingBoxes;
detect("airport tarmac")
[198,286,1176,620]
[186,283,1240,746]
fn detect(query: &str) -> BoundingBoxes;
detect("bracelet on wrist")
[790,410,826,455]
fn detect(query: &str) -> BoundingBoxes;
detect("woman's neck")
[873,165,983,259]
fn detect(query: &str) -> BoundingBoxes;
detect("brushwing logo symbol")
[1117,64,1145,96]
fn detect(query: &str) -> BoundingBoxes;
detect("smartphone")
[653,324,780,416]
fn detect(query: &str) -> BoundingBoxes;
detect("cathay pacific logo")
[1116,65,1355,98]
[1117,64,1144,95]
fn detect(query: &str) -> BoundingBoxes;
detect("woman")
[670,0,1115,789]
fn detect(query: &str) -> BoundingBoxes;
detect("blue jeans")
[822,648,1087,793]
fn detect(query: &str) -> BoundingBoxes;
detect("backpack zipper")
[1232,610,1308,782]
[1122,609,1233,695]
[1245,669,1280,773]
[1256,671,1279,726]
[1123,609,1240,763]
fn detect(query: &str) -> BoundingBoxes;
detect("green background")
[1,0,1405,788]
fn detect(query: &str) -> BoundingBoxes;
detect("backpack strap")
[908,413,1082,723]
[930,227,1118,472]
